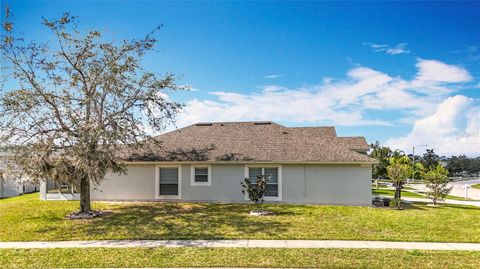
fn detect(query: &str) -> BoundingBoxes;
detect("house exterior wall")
[1,181,21,198]
[86,163,372,205]
[1,181,38,198]
[91,164,156,200]
[0,182,19,198]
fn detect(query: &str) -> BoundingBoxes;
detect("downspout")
[304,164,307,198]
[0,173,3,198]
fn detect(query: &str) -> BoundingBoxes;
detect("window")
[245,166,282,200]
[191,165,211,186]
[156,166,181,198]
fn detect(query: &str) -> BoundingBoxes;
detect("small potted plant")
[241,175,272,216]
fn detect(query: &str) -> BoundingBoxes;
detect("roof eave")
[122,160,378,165]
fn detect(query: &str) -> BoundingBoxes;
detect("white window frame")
[155,165,182,199]
[244,164,282,201]
[190,165,212,186]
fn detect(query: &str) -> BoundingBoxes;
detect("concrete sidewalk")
[1,240,480,251]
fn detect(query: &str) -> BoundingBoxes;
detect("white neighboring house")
[0,178,38,198]
[0,152,39,198]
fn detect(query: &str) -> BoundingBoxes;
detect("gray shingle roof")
[337,137,370,153]
[122,121,376,163]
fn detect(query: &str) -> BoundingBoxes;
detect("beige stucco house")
[40,121,376,205]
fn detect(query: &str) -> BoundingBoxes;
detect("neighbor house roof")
[120,121,376,164]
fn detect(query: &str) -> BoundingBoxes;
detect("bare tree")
[0,9,184,217]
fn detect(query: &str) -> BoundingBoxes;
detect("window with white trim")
[191,165,211,186]
[248,167,279,197]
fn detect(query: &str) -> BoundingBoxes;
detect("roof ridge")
[194,120,279,125]
[290,126,335,128]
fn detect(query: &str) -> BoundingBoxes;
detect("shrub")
[241,175,268,207]
[423,165,452,206]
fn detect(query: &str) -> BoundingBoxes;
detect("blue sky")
[3,1,480,156]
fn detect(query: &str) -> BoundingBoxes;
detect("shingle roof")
[337,137,370,153]
[121,121,376,163]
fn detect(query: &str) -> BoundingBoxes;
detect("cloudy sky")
[5,1,480,156]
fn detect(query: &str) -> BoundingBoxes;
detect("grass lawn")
[472,183,480,189]
[1,248,480,269]
[372,188,426,198]
[1,193,480,243]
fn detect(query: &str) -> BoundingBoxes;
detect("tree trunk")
[79,176,91,213]
[395,185,402,209]
[394,186,400,200]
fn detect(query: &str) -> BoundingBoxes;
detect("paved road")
[1,240,480,251]
[409,178,480,200]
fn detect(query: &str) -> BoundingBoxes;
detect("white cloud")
[174,59,473,130]
[264,74,281,79]
[322,77,333,84]
[386,95,480,156]
[176,88,390,127]
[367,42,410,55]
[386,43,410,55]
[415,59,473,83]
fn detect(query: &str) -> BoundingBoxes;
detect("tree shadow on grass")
[86,202,289,240]
[430,203,480,211]
[401,203,427,211]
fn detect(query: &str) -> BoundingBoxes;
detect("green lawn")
[1,248,480,269]
[444,194,477,201]
[372,188,426,198]
[472,183,480,189]
[1,193,480,243]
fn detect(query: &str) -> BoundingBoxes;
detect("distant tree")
[469,157,480,175]
[387,155,412,209]
[421,149,440,170]
[369,141,392,179]
[0,10,183,217]
[446,155,467,176]
[391,149,406,158]
[445,155,480,177]
[413,162,425,181]
[241,175,268,207]
[423,165,452,206]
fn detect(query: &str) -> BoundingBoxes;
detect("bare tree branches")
[1,9,184,213]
